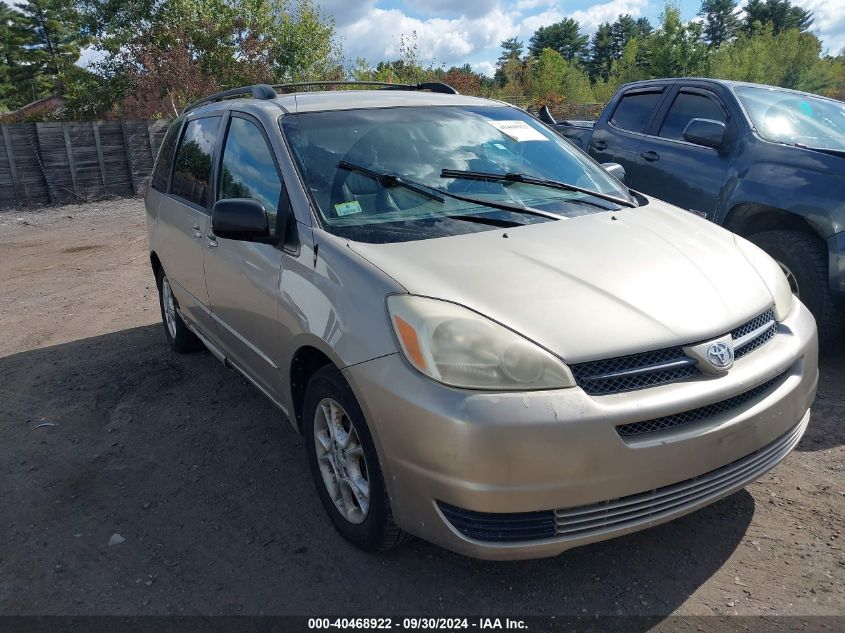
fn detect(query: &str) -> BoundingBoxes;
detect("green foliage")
[528,19,588,62]
[742,0,813,35]
[699,0,741,47]
[648,3,709,78]
[709,23,826,90]
[494,37,524,87]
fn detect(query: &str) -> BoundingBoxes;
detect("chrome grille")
[615,370,789,437]
[570,308,777,396]
[437,420,804,543]
[732,308,777,359]
[570,347,699,395]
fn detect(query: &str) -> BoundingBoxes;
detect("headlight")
[387,295,575,390]
[734,235,794,320]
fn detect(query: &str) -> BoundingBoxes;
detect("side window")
[610,91,663,133]
[219,117,284,233]
[659,91,727,141]
[171,117,221,207]
[150,121,181,192]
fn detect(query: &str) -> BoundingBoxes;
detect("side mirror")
[602,162,626,183]
[211,198,270,241]
[682,118,726,150]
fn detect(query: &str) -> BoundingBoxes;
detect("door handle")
[206,233,218,248]
[191,223,202,239]
[593,140,607,151]
[640,150,660,162]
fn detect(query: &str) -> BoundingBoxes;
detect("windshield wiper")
[338,160,445,202]
[337,161,563,221]
[440,169,635,208]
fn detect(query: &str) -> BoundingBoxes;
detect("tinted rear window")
[150,121,181,192]
[611,91,662,133]
[171,117,222,207]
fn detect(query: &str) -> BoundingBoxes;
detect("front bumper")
[343,300,818,560]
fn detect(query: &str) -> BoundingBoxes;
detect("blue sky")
[317,0,845,76]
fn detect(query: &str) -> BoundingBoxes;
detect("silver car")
[145,82,818,560]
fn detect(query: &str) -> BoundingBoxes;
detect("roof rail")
[273,81,459,95]
[182,84,278,114]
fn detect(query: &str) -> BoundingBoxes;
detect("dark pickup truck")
[543,78,845,342]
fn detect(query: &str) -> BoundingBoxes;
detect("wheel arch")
[723,203,824,243]
[289,344,336,433]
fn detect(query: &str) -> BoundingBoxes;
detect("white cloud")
[404,0,500,19]
[316,0,378,28]
[570,0,649,32]
[801,0,845,55]
[338,6,518,67]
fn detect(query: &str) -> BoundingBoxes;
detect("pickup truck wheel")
[749,230,844,345]
[303,366,410,552]
[156,269,202,353]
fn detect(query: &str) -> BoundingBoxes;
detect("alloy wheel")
[162,277,178,339]
[313,397,370,524]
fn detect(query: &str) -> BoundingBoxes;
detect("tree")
[15,0,87,98]
[742,0,813,35]
[0,4,29,109]
[528,18,588,62]
[589,23,614,81]
[93,0,340,116]
[494,37,524,86]
[611,14,638,59]
[648,3,709,78]
[699,0,740,47]
[710,24,825,89]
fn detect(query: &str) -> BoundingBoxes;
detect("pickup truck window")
[659,92,727,141]
[735,85,845,152]
[610,91,663,133]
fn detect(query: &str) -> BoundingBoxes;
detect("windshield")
[281,105,631,243]
[735,86,845,152]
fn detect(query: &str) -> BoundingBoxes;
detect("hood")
[348,199,777,364]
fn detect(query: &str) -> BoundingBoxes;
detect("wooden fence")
[0,119,170,209]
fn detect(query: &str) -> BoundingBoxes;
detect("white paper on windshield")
[488,120,549,142]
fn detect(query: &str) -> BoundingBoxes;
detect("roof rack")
[273,81,459,95]
[182,84,278,114]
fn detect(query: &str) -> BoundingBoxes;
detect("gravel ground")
[0,200,843,617]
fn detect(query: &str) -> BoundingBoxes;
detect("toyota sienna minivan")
[145,82,818,559]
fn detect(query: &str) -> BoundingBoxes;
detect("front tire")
[156,268,202,353]
[303,365,409,552]
[749,230,844,346]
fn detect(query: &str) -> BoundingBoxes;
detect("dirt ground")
[0,200,843,618]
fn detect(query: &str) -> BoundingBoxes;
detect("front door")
[631,87,733,219]
[203,114,291,401]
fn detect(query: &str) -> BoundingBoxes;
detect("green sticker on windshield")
[334,201,363,216]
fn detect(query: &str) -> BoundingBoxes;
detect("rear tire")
[303,365,410,552]
[156,268,202,353]
[749,230,844,346]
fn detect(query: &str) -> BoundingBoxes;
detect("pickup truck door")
[629,86,733,219]
[202,113,293,404]
[589,86,667,177]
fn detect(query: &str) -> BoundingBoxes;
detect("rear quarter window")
[610,91,663,133]
[150,121,182,192]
